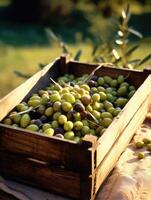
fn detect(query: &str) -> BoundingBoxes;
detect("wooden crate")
[0,56,151,200]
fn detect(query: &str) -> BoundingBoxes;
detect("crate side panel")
[67,61,151,87]
[80,142,96,200]
[94,96,149,195]
[0,125,92,172]
[0,151,80,199]
[96,75,151,167]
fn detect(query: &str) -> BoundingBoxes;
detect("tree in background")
[8,0,149,24]
[10,0,41,22]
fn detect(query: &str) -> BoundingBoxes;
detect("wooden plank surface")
[0,125,92,172]
[94,95,149,195]
[0,151,80,199]
[67,61,151,87]
[96,75,151,167]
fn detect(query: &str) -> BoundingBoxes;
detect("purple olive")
[40,115,49,123]
[74,103,85,112]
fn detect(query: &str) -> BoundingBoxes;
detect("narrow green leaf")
[139,54,151,66]
[128,28,143,39]
[121,4,130,20]
[125,4,130,17]
[45,28,59,42]
[115,39,123,45]
[128,59,141,64]
[122,10,126,19]
[118,30,124,37]
[125,4,131,21]
[126,45,139,56]
[92,43,99,56]
[113,57,121,64]
[60,42,70,54]
[112,49,120,60]
[38,63,46,69]
[94,56,105,63]
[14,71,31,79]
[74,50,82,61]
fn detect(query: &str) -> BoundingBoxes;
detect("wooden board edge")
[96,75,151,166]
[94,95,149,195]
[0,150,80,199]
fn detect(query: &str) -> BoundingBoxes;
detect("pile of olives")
[2,73,136,142]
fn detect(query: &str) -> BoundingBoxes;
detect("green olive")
[135,141,144,148]
[20,114,31,128]
[137,152,144,159]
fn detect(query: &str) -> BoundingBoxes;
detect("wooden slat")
[94,95,149,194]
[0,124,92,172]
[0,151,80,199]
[0,58,61,121]
[80,135,98,200]
[96,75,151,167]
[67,61,151,87]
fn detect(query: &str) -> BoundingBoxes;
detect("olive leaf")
[93,56,105,63]
[128,59,141,64]
[126,45,139,56]
[14,70,31,79]
[138,54,151,66]
[128,28,143,39]
[74,49,82,61]
[45,28,70,54]
[92,43,99,56]
[45,28,59,42]
[83,63,113,84]
[38,63,47,69]
[60,41,70,54]
[112,49,120,60]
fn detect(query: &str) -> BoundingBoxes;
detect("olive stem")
[87,119,100,127]
[83,63,113,84]
[9,105,40,117]
[50,77,63,90]
[86,111,99,124]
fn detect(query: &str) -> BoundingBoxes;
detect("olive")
[54,127,65,135]
[20,114,31,128]
[135,141,144,148]
[81,95,91,106]
[137,152,144,159]
[74,103,85,112]
[26,124,39,132]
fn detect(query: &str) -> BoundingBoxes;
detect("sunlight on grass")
[0,40,151,99]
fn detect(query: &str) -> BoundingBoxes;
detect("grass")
[0,38,151,99]
[0,43,92,98]
[0,1,151,99]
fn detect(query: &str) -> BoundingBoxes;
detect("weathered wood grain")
[0,124,92,172]
[0,56,151,200]
[0,151,80,199]
[94,95,149,195]
[96,74,151,167]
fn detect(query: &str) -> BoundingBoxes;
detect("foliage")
[13,5,151,80]
[91,4,151,69]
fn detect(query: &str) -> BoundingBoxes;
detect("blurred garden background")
[0,0,151,98]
